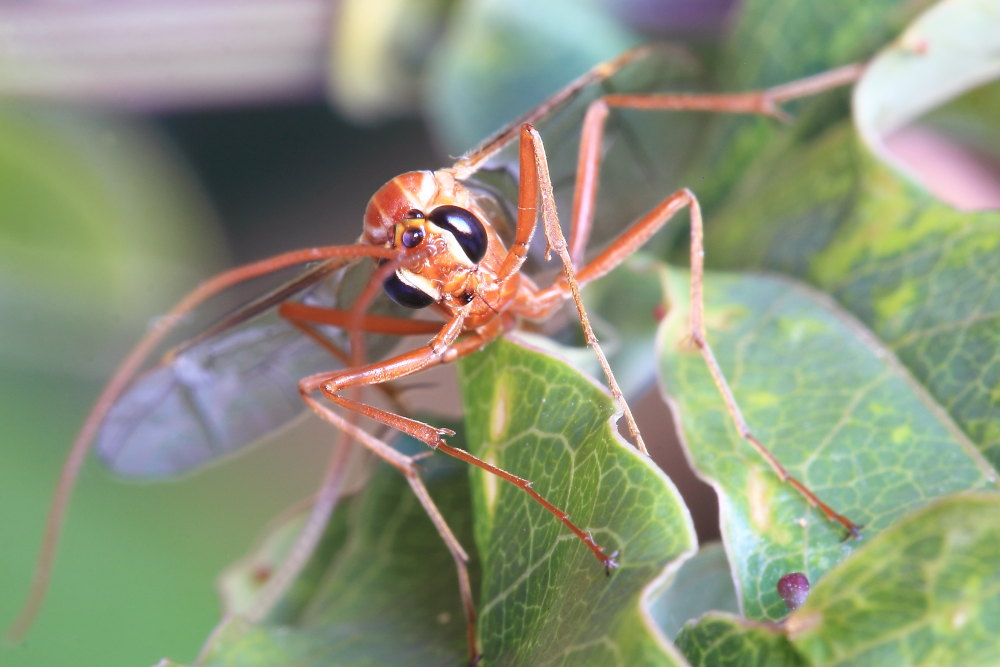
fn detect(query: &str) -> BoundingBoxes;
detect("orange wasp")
[10,47,863,659]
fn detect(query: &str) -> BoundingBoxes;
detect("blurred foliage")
[0,106,232,666]
[0,108,222,375]
[202,448,475,665]
[423,0,638,153]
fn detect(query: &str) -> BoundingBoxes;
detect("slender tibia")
[539,187,860,536]
[567,63,864,265]
[298,389,477,659]
[520,124,648,455]
[306,318,619,570]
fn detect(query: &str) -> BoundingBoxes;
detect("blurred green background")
[0,105,441,666]
[0,1,723,664]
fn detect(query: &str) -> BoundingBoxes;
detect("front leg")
[294,317,480,659]
[296,313,619,659]
[530,186,861,537]
[302,314,619,568]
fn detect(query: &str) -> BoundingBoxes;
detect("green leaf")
[913,84,1000,176]
[786,493,1000,665]
[657,268,997,620]
[676,494,1000,666]
[197,453,473,665]
[699,2,1000,471]
[703,124,1000,467]
[458,337,696,664]
[650,541,739,640]
[676,613,807,667]
[853,0,1000,186]
[721,0,930,86]
[194,337,695,665]
[688,0,935,211]
[814,157,1000,465]
[656,2,1000,633]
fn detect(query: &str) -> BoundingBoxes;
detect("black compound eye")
[427,205,488,264]
[383,271,435,309]
[400,226,424,248]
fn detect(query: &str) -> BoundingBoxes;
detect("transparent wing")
[458,45,706,262]
[95,259,411,479]
[97,321,323,477]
